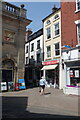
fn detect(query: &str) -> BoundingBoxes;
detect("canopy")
[41,64,57,70]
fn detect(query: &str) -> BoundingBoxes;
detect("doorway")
[2,70,13,82]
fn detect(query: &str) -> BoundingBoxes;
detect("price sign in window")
[75,70,79,78]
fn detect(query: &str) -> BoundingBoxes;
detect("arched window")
[54,14,59,20]
[46,20,51,25]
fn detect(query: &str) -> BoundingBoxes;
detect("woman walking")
[39,76,46,95]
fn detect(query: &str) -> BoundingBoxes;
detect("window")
[37,40,40,49]
[31,43,34,52]
[54,23,59,36]
[46,20,51,25]
[26,57,28,64]
[37,53,40,63]
[26,46,28,53]
[46,27,51,39]
[47,46,51,58]
[69,68,80,86]
[31,55,34,59]
[55,43,60,56]
[54,14,59,20]
[77,24,80,44]
[76,0,80,11]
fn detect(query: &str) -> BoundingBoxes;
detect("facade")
[42,6,62,89]
[61,1,80,94]
[25,28,43,87]
[62,47,80,95]
[1,2,31,91]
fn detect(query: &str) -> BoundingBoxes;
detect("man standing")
[39,76,46,95]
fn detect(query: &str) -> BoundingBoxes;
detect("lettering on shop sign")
[42,60,59,65]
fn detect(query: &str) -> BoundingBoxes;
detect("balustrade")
[2,2,26,18]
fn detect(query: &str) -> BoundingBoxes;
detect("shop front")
[62,47,80,95]
[41,60,59,88]
[63,60,80,95]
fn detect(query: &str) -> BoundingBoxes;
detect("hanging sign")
[1,82,7,91]
[75,70,79,78]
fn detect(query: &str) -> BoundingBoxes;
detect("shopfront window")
[70,68,80,86]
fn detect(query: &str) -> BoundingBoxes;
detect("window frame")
[76,0,80,11]
[26,57,28,64]
[26,46,28,53]
[37,53,40,63]
[46,46,51,58]
[46,27,51,40]
[37,40,40,49]
[54,22,60,36]
[31,43,34,52]
[77,23,80,45]
[54,42,60,57]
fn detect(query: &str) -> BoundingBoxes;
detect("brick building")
[61,1,80,47]
[1,2,31,91]
[61,1,80,95]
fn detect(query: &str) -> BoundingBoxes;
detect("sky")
[11,2,60,33]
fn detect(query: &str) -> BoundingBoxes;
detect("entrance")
[45,66,59,87]
[2,70,13,82]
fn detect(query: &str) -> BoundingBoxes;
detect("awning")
[41,64,57,70]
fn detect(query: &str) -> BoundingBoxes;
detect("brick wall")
[61,2,80,48]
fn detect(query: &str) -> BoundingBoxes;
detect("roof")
[42,8,61,22]
[25,28,43,43]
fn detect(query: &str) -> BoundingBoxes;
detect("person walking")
[39,76,46,95]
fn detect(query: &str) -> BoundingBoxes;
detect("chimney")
[52,4,58,13]
[20,4,25,9]
[27,28,32,36]
[25,29,32,42]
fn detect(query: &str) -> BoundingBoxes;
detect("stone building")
[1,1,31,90]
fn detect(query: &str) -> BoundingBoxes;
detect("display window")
[70,68,80,86]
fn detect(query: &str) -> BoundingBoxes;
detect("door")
[2,70,12,82]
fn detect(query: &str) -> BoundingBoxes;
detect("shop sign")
[1,82,7,91]
[75,70,79,78]
[42,60,59,65]
[18,79,26,89]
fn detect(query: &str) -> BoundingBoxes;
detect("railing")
[2,2,26,18]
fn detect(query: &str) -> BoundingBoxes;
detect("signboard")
[18,79,26,89]
[75,70,79,78]
[1,82,7,91]
[8,82,14,91]
[42,60,59,65]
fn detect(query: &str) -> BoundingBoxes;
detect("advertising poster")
[18,79,26,90]
[8,82,14,91]
[75,70,79,78]
[1,82,7,91]
[70,70,74,77]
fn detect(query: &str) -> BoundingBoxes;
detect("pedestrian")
[39,76,46,95]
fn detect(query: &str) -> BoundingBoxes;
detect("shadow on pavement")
[44,92,51,95]
[2,96,79,120]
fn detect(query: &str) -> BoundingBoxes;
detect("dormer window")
[54,14,59,21]
[46,20,51,25]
